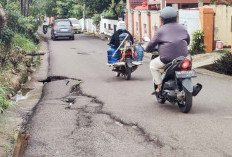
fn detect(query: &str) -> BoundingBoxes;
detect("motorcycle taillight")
[181,60,191,70]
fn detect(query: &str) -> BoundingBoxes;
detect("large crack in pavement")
[66,82,164,149]
[61,80,167,156]
[26,77,168,156]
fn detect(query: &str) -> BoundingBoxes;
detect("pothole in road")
[39,76,81,84]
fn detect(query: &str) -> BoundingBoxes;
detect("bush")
[189,30,206,55]
[213,53,232,75]
[92,14,101,26]
[6,7,39,42]
[0,26,14,45]
[0,85,10,113]
[103,10,117,19]
[12,34,37,53]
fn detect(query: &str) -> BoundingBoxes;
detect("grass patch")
[12,34,37,53]
[214,49,230,54]
[0,86,10,114]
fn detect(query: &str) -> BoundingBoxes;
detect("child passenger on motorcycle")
[145,7,190,93]
[109,21,134,60]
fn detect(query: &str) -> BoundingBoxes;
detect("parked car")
[68,18,81,34]
[51,19,74,40]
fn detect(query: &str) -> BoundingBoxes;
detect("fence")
[211,5,232,46]
[127,9,200,42]
[179,9,201,41]
[79,18,97,33]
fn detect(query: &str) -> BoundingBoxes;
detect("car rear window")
[56,21,71,26]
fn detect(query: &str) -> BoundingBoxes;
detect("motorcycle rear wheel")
[157,95,165,104]
[178,88,193,113]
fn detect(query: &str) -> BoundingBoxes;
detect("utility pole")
[83,2,86,31]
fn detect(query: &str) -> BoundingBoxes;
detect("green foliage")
[103,10,116,19]
[0,85,10,113]
[214,49,230,54]
[189,30,206,55]
[210,0,232,5]
[0,26,14,45]
[92,14,101,25]
[12,34,37,53]
[44,1,57,17]
[213,53,232,75]
[6,11,39,41]
[69,4,83,19]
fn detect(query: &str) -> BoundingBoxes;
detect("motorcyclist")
[145,7,190,93]
[109,21,134,60]
[42,19,49,33]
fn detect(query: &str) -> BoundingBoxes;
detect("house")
[128,0,232,10]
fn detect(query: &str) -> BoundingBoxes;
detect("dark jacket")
[109,29,134,49]
[145,23,190,64]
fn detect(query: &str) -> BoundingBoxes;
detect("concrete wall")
[128,11,133,34]
[127,10,161,41]
[79,18,97,33]
[179,9,201,41]
[100,17,119,36]
[86,19,97,33]
[134,11,140,40]
[211,5,232,46]
[150,11,161,37]
[141,11,149,38]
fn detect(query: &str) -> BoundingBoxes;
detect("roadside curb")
[195,68,232,81]
[0,35,49,157]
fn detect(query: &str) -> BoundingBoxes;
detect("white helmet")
[117,21,126,30]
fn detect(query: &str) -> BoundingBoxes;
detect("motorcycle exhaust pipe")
[192,83,202,96]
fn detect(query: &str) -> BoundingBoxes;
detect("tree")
[78,0,111,16]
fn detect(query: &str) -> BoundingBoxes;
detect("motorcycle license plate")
[175,70,197,78]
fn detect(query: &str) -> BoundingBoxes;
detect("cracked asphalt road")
[25,32,232,157]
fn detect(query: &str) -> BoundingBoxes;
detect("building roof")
[134,2,149,10]
[166,0,211,4]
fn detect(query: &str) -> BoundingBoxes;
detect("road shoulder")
[0,36,49,156]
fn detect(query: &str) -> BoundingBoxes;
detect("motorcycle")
[152,51,202,113]
[108,41,142,80]
[43,25,48,34]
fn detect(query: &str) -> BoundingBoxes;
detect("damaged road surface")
[25,78,159,156]
[25,33,232,157]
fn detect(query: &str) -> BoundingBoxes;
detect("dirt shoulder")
[0,36,49,157]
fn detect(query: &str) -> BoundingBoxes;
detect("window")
[114,25,117,32]
[108,24,111,29]
[104,23,106,28]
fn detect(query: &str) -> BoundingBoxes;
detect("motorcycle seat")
[164,62,172,71]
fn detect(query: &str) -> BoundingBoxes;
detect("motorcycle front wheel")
[178,88,193,113]
[124,68,131,80]
[115,72,120,77]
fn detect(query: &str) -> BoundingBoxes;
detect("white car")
[68,18,81,34]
